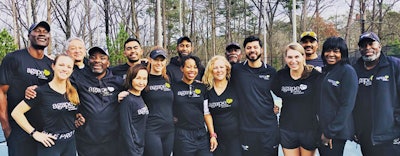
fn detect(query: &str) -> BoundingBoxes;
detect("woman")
[119,64,149,156]
[318,37,358,156]
[11,55,80,156]
[271,43,320,156]
[202,55,241,156]
[143,47,174,156]
[172,55,218,156]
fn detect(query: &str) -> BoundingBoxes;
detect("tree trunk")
[130,0,140,39]
[155,0,162,46]
[225,0,232,43]
[11,0,20,48]
[301,0,308,31]
[377,0,383,36]
[162,0,167,48]
[211,0,216,56]
[47,0,52,56]
[104,0,110,38]
[371,0,376,31]
[345,0,355,44]
[190,0,196,41]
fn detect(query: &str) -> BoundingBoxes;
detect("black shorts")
[280,128,318,150]
[240,130,279,156]
[173,128,212,156]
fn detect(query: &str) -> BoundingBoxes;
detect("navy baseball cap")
[226,42,241,51]
[358,32,380,46]
[88,46,109,56]
[28,21,50,34]
[177,36,191,45]
[150,49,167,59]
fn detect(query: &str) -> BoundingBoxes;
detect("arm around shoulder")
[0,84,10,138]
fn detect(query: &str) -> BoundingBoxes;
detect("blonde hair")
[284,42,314,79]
[147,46,169,83]
[202,55,231,90]
[53,55,80,105]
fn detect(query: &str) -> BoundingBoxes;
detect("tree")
[0,29,18,62]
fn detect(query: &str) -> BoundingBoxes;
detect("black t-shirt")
[25,84,78,136]
[167,56,205,84]
[172,80,206,130]
[271,67,320,131]
[306,56,324,71]
[206,83,239,135]
[231,61,278,132]
[72,69,124,144]
[111,62,147,79]
[119,93,149,156]
[142,74,174,133]
[0,49,53,126]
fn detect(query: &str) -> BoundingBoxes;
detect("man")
[300,31,324,71]
[111,37,145,79]
[72,46,124,156]
[166,36,204,84]
[65,37,88,71]
[353,32,400,156]
[231,36,279,156]
[0,21,53,156]
[225,42,242,64]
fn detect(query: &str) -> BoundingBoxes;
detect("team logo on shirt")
[137,106,149,115]
[226,98,233,104]
[26,68,51,80]
[259,74,270,80]
[88,86,115,96]
[52,102,78,111]
[359,77,372,86]
[165,83,171,88]
[281,84,307,95]
[376,75,389,82]
[327,79,340,87]
[149,84,171,91]
[194,89,201,94]
[209,99,232,108]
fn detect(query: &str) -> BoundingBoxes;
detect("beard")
[246,53,261,62]
[362,51,381,62]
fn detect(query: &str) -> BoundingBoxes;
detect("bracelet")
[29,129,36,136]
[210,132,217,138]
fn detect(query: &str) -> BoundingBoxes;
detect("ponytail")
[66,79,80,105]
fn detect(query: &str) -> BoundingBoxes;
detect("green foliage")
[107,24,129,66]
[0,29,18,62]
[385,39,400,56]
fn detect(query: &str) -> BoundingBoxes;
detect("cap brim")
[226,45,240,51]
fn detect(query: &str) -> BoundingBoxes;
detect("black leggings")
[213,133,241,156]
[144,131,174,156]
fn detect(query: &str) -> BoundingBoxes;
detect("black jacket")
[353,54,400,145]
[319,63,358,140]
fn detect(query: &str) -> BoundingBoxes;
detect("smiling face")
[359,40,381,62]
[89,51,110,75]
[131,69,148,92]
[245,41,262,62]
[177,40,193,57]
[66,39,86,62]
[150,56,166,75]
[29,26,50,50]
[124,41,143,63]
[285,49,305,71]
[181,58,198,83]
[323,48,342,65]
[300,38,319,59]
[52,55,74,80]
[212,59,227,82]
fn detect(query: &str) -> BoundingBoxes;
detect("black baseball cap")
[226,42,241,51]
[177,36,191,45]
[28,21,50,34]
[358,32,380,46]
[150,49,167,59]
[88,46,109,56]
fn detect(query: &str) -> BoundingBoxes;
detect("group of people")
[0,20,398,156]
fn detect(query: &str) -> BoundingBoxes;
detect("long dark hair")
[322,37,349,65]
